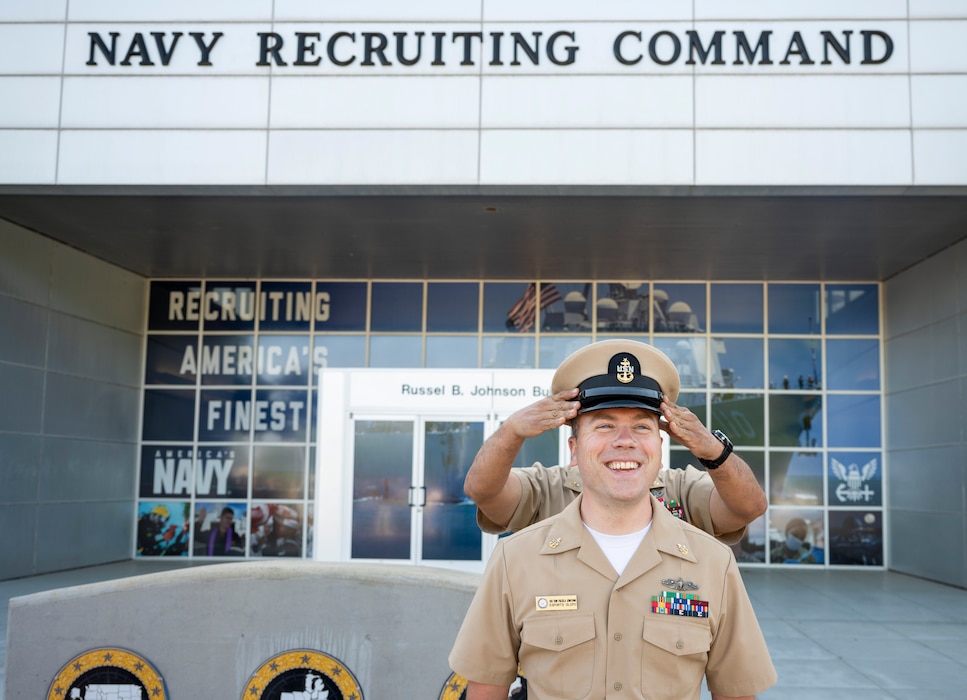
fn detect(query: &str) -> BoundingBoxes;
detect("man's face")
[568,407,663,506]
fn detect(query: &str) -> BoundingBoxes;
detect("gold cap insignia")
[615,357,635,384]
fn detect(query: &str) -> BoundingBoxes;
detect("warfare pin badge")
[47,647,168,700]
[244,649,364,700]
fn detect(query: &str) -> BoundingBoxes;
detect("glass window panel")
[427,282,479,332]
[199,334,255,386]
[826,284,879,335]
[484,282,535,333]
[426,336,479,368]
[252,444,306,499]
[828,509,883,566]
[148,280,202,332]
[828,452,882,507]
[769,451,823,506]
[710,283,763,333]
[313,335,366,368]
[351,420,413,560]
[733,513,767,563]
[826,339,880,390]
[483,336,535,368]
[252,388,309,443]
[259,281,314,331]
[145,334,197,385]
[676,392,707,424]
[256,335,310,386]
[768,508,824,565]
[250,502,304,557]
[768,283,820,334]
[826,395,881,447]
[422,421,484,561]
[654,337,708,389]
[202,281,258,332]
[542,282,590,333]
[136,501,191,557]
[769,394,823,448]
[768,338,822,391]
[516,429,562,468]
[712,394,765,447]
[193,501,247,557]
[316,282,368,332]
[594,282,651,333]
[654,283,705,333]
[139,444,249,500]
[142,388,196,442]
[369,335,423,367]
[711,337,763,389]
[538,336,592,369]
[371,282,423,331]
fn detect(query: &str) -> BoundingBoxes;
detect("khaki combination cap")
[551,339,680,415]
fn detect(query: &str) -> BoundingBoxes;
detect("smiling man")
[449,341,776,699]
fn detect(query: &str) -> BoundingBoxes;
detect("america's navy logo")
[244,650,363,700]
[47,647,167,700]
[831,457,878,503]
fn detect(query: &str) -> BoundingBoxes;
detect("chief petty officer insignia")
[46,647,168,700]
[244,649,363,700]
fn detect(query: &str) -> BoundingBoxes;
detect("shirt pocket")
[520,612,596,698]
[640,615,711,698]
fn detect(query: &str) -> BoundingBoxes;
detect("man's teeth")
[608,462,639,471]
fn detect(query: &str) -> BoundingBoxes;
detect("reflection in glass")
[826,395,881,448]
[483,336,535,368]
[769,394,822,448]
[711,337,763,389]
[654,283,705,333]
[769,451,823,505]
[371,282,423,331]
[313,335,366,368]
[541,282,589,333]
[826,284,878,335]
[538,336,592,369]
[145,334,197,385]
[732,514,766,563]
[711,394,764,447]
[427,282,479,332]
[252,445,306,499]
[426,336,479,368]
[517,429,562,468]
[199,334,255,386]
[768,508,823,565]
[315,282,368,332]
[676,392,707,423]
[828,452,881,507]
[654,337,707,389]
[768,283,820,334]
[768,338,822,390]
[828,509,882,565]
[483,282,534,333]
[259,281,313,331]
[253,388,309,442]
[370,335,423,367]
[352,420,413,560]
[203,281,258,332]
[710,283,763,333]
[257,335,310,386]
[594,282,652,333]
[422,421,484,561]
[826,339,879,390]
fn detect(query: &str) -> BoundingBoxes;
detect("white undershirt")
[584,522,652,576]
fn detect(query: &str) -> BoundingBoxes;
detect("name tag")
[535,595,578,611]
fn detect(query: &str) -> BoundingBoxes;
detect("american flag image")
[506,283,562,332]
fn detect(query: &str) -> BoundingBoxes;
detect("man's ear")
[567,435,577,466]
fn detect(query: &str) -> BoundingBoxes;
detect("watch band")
[698,429,733,470]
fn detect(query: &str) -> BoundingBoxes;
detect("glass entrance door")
[350,417,485,569]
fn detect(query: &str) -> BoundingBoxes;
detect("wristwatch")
[698,430,733,470]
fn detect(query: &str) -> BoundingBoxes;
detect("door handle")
[408,486,426,507]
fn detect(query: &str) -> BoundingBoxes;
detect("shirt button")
[613,632,623,641]
[613,682,623,691]
[554,635,563,645]
[676,640,684,649]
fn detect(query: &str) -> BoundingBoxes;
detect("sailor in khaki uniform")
[450,341,777,700]
[466,340,767,542]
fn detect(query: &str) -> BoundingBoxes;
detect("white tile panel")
[480,75,692,128]
[0,77,61,127]
[479,129,694,185]
[912,76,967,128]
[61,76,269,128]
[695,129,912,185]
[275,0,483,22]
[0,130,58,183]
[0,0,66,21]
[66,0,272,22]
[65,23,266,75]
[270,76,479,128]
[57,130,268,184]
[694,1,908,20]
[482,1,691,22]
[913,130,967,184]
[266,129,479,184]
[696,75,910,128]
[909,20,967,73]
[0,23,65,74]
[909,0,967,19]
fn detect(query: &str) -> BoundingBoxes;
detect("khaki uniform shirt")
[451,495,777,699]
[477,464,745,545]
